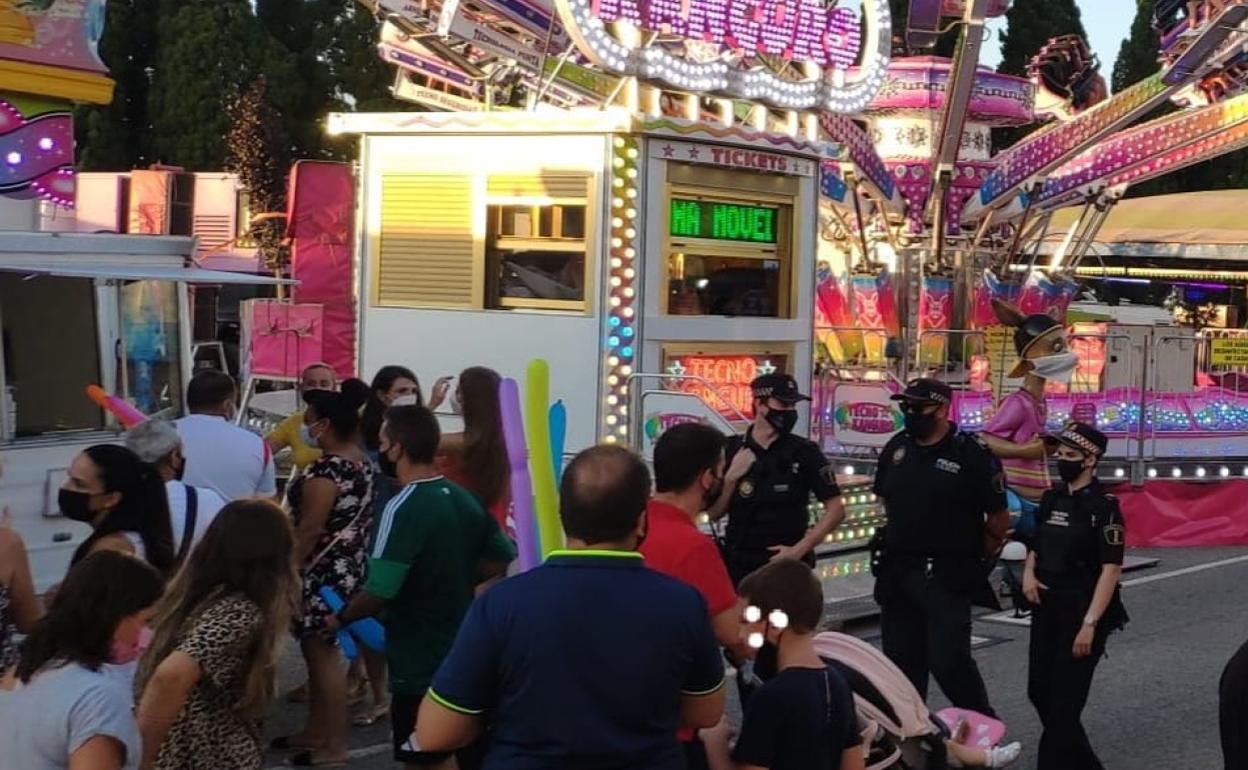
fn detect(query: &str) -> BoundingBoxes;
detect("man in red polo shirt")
[641,422,742,770]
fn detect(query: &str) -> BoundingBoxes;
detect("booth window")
[0,274,103,437]
[665,192,793,318]
[120,281,183,420]
[485,202,587,310]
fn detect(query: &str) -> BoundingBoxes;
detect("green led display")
[669,198,778,244]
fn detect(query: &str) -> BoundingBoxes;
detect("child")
[705,559,1021,770]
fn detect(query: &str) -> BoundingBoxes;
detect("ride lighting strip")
[602,135,640,445]
[1069,266,1248,281]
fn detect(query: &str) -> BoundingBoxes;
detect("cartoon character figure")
[977,299,1078,537]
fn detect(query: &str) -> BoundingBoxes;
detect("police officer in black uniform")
[872,378,1010,716]
[1025,421,1127,770]
[708,373,846,586]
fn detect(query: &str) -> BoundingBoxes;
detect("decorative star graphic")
[667,360,687,376]
[687,146,701,159]
[662,144,675,158]
[756,359,777,375]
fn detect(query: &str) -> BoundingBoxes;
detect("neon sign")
[665,353,787,418]
[554,0,891,112]
[670,199,778,244]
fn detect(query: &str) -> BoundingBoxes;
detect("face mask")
[702,475,723,511]
[1057,458,1089,484]
[299,423,322,448]
[110,626,153,665]
[58,488,96,523]
[1029,351,1079,384]
[903,411,938,441]
[377,445,399,478]
[764,407,798,435]
[173,458,186,482]
[448,391,463,415]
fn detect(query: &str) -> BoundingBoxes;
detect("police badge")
[892,446,906,464]
[739,480,756,498]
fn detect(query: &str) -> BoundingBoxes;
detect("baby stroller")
[814,633,1008,770]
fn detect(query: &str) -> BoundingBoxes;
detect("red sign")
[665,353,788,418]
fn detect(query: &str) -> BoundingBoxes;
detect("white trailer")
[0,232,286,587]
[334,109,821,455]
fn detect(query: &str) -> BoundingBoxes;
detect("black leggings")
[1220,638,1248,770]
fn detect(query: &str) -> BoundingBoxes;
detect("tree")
[226,76,290,271]
[76,0,159,170]
[325,1,407,112]
[147,0,264,170]
[997,0,1088,77]
[254,0,339,159]
[1113,0,1162,93]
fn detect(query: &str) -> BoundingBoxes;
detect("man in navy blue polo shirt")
[415,445,727,769]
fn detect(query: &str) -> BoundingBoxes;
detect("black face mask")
[753,640,780,682]
[377,445,398,479]
[1057,459,1088,484]
[903,411,938,441]
[703,476,724,511]
[173,459,186,482]
[58,489,96,523]
[765,407,798,436]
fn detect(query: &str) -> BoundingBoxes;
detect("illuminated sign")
[831,384,901,448]
[670,199,778,244]
[650,140,816,176]
[553,0,891,112]
[665,353,788,418]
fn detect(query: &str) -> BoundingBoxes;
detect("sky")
[980,0,1139,82]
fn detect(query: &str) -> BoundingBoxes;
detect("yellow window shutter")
[486,173,589,202]
[377,174,481,308]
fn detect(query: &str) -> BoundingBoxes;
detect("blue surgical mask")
[300,423,321,448]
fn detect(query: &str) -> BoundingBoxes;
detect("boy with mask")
[702,559,865,770]
[872,378,1010,716]
[707,374,846,586]
[1024,421,1127,770]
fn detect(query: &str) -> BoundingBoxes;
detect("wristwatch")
[1082,614,1098,626]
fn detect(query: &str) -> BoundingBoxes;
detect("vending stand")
[334,109,821,454]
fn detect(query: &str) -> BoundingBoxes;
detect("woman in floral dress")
[279,387,375,767]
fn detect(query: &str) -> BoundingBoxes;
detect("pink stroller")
[813,633,1010,770]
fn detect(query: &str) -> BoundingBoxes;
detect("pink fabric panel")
[248,301,324,378]
[289,161,356,378]
[1115,480,1248,547]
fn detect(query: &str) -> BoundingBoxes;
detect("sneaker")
[989,742,1022,768]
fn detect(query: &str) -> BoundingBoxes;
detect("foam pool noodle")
[85,385,148,428]
[499,378,540,571]
[526,360,562,558]
[549,400,567,488]
[318,586,386,653]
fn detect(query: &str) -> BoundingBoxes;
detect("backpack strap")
[177,485,199,563]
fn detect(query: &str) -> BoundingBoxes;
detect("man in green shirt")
[333,404,515,769]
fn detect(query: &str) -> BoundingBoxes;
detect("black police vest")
[723,434,815,552]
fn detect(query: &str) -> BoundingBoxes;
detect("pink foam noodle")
[499,377,540,572]
[85,385,147,428]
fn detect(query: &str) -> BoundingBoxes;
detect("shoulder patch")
[821,464,838,484]
[1104,523,1125,547]
[891,445,906,464]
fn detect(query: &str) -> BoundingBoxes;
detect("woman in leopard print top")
[135,500,297,770]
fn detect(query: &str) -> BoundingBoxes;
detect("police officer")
[1024,421,1127,770]
[872,378,1009,716]
[708,373,846,586]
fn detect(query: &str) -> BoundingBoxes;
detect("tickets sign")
[554,0,891,112]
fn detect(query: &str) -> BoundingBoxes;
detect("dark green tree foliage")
[325,1,407,112]
[254,0,339,159]
[148,0,262,170]
[226,76,289,268]
[1113,0,1162,92]
[1109,0,1248,196]
[997,0,1088,77]
[76,0,158,170]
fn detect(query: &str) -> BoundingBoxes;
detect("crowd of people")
[0,364,1140,770]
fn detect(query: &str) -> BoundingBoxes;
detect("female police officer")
[1023,421,1127,770]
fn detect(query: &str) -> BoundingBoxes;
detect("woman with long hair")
[0,551,164,770]
[275,386,375,766]
[0,512,40,674]
[135,500,298,770]
[63,444,175,576]
[361,366,423,453]
[437,366,511,530]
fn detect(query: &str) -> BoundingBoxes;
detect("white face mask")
[1029,351,1079,383]
[448,391,462,415]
